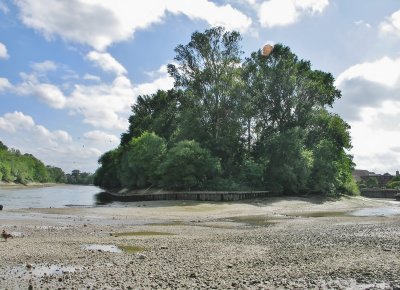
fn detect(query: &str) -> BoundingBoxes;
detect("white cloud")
[0,77,12,91]
[13,65,174,130]
[293,0,328,14]
[0,111,110,172]
[166,0,252,32]
[15,0,252,51]
[16,74,67,109]
[66,70,174,130]
[380,10,400,38]
[0,42,9,59]
[258,0,328,27]
[354,20,371,29]
[87,51,127,75]
[0,1,9,14]
[334,56,400,121]
[349,101,400,174]
[83,74,101,82]
[84,130,119,144]
[31,60,57,72]
[333,56,400,173]
[0,111,35,133]
[336,56,400,88]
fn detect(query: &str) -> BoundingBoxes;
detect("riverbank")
[1,196,399,289]
[0,182,58,189]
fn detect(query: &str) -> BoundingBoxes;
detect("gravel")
[0,196,399,289]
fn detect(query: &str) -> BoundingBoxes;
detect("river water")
[1,185,400,216]
[0,185,102,209]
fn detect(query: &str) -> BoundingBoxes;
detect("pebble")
[1,201,400,289]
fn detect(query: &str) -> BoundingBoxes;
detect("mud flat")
[1,196,400,289]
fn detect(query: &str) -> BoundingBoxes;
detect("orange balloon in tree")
[261,44,273,57]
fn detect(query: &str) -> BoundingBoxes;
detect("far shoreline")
[0,182,59,189]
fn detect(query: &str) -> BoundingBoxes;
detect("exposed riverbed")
[1,193,400,289]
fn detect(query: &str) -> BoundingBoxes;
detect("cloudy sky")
[1,0,400,174]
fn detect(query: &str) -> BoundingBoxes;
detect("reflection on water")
[350,207,400,217]
[94,191,114,206]
[83,244,122,253]
[0,185,101,209]
[10,264,80,277]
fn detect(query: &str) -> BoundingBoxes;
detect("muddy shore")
[1,196,400,289]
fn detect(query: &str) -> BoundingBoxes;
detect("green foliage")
[168,26,245,175]
[95,27,356,197]
[238,159,264,189]
[121,90,181,145]
[0,141,56,184]
[66,170,94,185]
[386,180,400,189]
[158,140,220,189]
[386,175,400,189]
[47,166,67,183]
[94,148,122,189]
[0,141,8,151]
[342,177,360,195]
[0,161,12,182]
[118,132,166,189]
[264,128,313,194]
[390,175,400,182]
[0,140,96,186]
[365,176,379,188]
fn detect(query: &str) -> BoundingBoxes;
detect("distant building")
[352,169,371,182]
[353,169,398,187]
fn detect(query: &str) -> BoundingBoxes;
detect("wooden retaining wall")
[361,188,399,198]
[97,191,270,202]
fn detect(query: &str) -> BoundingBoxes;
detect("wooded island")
[94,27,358,197]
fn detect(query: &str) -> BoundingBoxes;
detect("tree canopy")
[95,27,358,196]
[0,140,94,185]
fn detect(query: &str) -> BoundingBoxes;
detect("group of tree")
[66,169,95,185]
[358,175,400,190]
[95,27,358,197]
[0,140,94,185]
[0,141,51,184]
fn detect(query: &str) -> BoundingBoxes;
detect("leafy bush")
[158,140,220,190]
[94,148,123,189]
[238,159,264,190]
[386,180,400,189]
[0,162,12,182]
[118,132,166,189]
[264,128,312,194]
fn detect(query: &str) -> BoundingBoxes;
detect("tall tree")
[96,28,357,195]
[121,90,181,146]
[243,44,341,150]
[168,26,245,175]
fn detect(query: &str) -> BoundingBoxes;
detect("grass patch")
[113,231,175,237]
[118,245,146,254]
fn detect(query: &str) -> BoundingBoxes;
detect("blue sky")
[1,0,400,174]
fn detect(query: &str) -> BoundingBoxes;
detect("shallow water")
[349,207,400,217]
[83,244,122,253]
[0,185,101,208]
[10,264,79,277]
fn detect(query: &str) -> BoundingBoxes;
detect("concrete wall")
[98,191,271,202]
[361,189,399,198]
